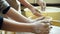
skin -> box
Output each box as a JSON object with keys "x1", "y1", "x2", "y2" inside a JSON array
[
  {"x1": 0, "y1": 0, "x2": 49, "y2": 34},
  {"x1": 1, "y1": 18, "x2": 49, "y2": 33},
  {"x1": 18, "y1": 0, "x2": 46, "y2": 16},
  {"x1": 2, "y1": 18, "x2": 35, "y2": 32},
  {"x1": 2, "y1": 7, "x2": 49, "y2": 34}
]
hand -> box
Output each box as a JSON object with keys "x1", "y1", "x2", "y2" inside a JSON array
[
  {"x1": 37, "y1": 0, "x2": 46, "y2": 11},
  {"x1": 29, "y1": 6, "x2": 43, "y2": 17},
  {"x1": 33, "y1": 16, "x2": 45, "y2": 21},
  {"x1": 26, "y1": 0, "x2": 46, "y2": 16},
  {"x1": 33, "y1": 20, "x2": 50, "y2": 34},
  {"x1": 32, "y1": 16, "x2": 52, "y2": 34},
  {"x1": 33, "y1": 16, "x2": 52, "y2": 23}
]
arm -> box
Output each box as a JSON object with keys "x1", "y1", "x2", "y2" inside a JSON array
[
  {"x1": 1, "y1": 17, "x2": 49, "y2": 34},
  {"x1": 5, "y1": 7, "x2": 33, "y2": 23},
  {"x1": 18, "y1": 0, "x2": 34, "y2": 9},
  {"x1": 1, "y1": 18, "x2": 35, "y2": 32},
  {"x1": 0, "y1": 0, "x2": 49, "y2": 34},
  {"x1": 0, "y1": 0, "x2": 44, "y2": 23},
  {"x1": 18, "y1": 0, "x2": 46, "y2": 16},
  {"x1": 0, "y1": 0, "x2": 33, "y2": 23},
  {"x1": 18, "y1": 0, "x2": 42, "y2": 16},
  {"x1": 5, "y1": 7, "x2": 45, "y2": 23}
]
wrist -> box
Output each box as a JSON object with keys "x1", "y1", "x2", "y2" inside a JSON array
[{"x1": 32, "y1": 23, "x2": 41, "y2": 33}]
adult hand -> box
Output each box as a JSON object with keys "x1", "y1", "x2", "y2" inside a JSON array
[
  {"x1": 33, "y1": 20, "x2": 50, "y2": 34},
  {"x1": 37, "y1": 0, "x2": 46, "y2": 11},
  {"x1": 30, "y1": 7, "x2": 43, "y2": 17},
  {"x1": 34, "y1": 16, "x2": 52, "y2": 23},
  {"x1": 30, "y1": 2, "x2": 46, "y2": 17}
]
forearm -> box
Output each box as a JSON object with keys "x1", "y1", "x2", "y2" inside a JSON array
[
  {"x1": 0, "y1": 0, "x2": 32, "y2": 23},
  {"x1": 2, "y1": 18, "x2": 35, "y2": 32},
  {"x1": 18, "y1": 0, "x2": 42, "y2": 16},
  {"x1": 18, "y1": 0, "x2": 34, "y2": 9},
  {"x1": 5, "y1": 7, "x2": 33, "y2": 23}
]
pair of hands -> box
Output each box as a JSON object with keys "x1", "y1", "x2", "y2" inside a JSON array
[
  {"x1": 29, "y1": 0, "x2": 50, "y2": 33},
  {"x1": 32, "y1": 16, "x2": 52, "y2": 34},
  {"x1": 30, "y1": 0, "x2": 46, "y2": 17},
  {"x1": 33, "y1": 20, "x2": 50, "y2": 34},
  {"x1": 34, "y1": 21, "x2": 50, "y2": 34}
]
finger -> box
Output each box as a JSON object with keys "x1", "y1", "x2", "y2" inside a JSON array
[{"x1": 41, "y1": 2, "x2": 46, "y2": 11}]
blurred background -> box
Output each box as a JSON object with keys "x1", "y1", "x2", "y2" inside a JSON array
[{"x1": 27, "y1": 0, "x2": 60, "y2": 4}]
